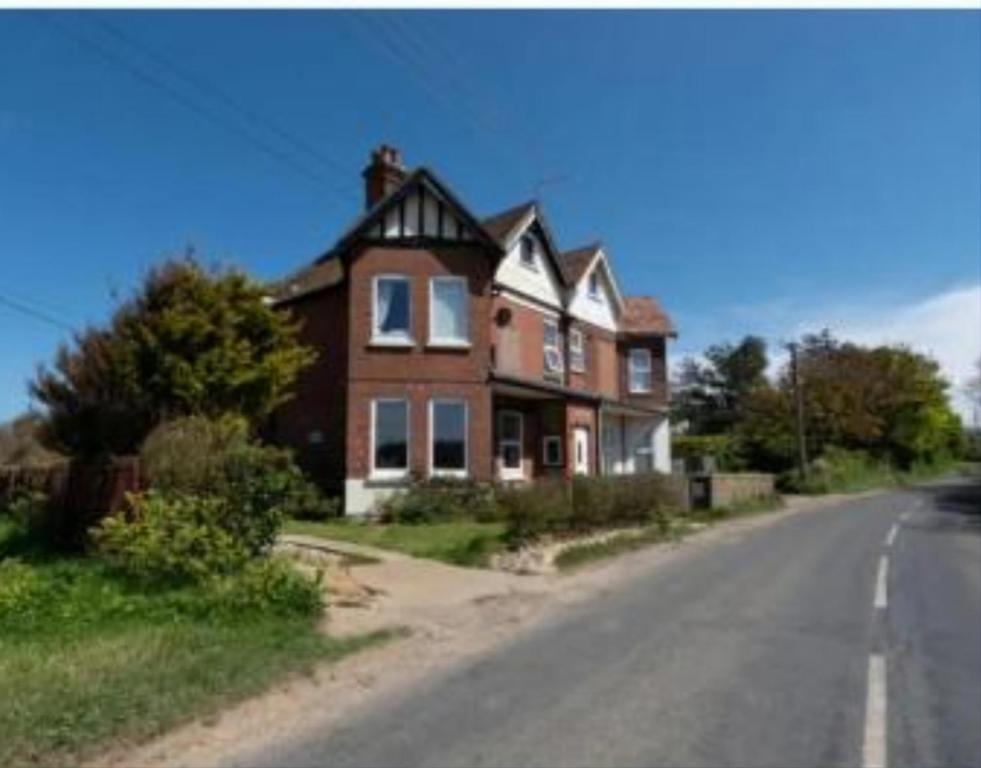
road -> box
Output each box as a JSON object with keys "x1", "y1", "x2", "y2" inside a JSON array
[{"x1": 235, "y1": 478, "x2": 981, "y2": 768}]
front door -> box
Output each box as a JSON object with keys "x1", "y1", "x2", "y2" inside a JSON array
[{"x1": 573, "y1": 427, "x2": 590, "y2": 475}]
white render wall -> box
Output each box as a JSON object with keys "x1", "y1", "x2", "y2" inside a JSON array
[
  {"x1": 494, "y1": 230, "x2": 564, "y2": 309},
  {"x1": 566, "y1": 253, "x2": 618, "y2": 332},
  {"x1": 345, "y1": 478, "x2": 405, "y2": 517}
]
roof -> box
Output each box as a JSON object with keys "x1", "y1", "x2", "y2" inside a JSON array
[
  {"x1": 482, "y1": 200, "x2": 570, "y2": 287},
  {"x1": 481, "y1": 201, "x2": 536, "y2": 246},
  {"x1": 269, "y1": 259, "x2": 344, "y2": 304},
  {"x1": 271, "y1": 166, "x2": 503, "y2": 304},
  {"x1": 621, "y1": 296, "x2": 675, "y2": 336},
  {"x1": 559, "y1": 243, "x2": 602, "y2": 285}
]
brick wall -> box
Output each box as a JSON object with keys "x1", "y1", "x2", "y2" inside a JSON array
[
  {"x1": 268, "y1": 287, "x2": 349, "y2": 495},
  {"x1": 346, "y1": 243, "x2": 496, "y2": 482},
  {"x1": 618, "y1": 335, "x2": 668, "y2": 409}
]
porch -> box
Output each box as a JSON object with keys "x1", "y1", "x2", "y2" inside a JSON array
[{"x1": 490, "y1": 375, "x2": 670, "y2": 483}]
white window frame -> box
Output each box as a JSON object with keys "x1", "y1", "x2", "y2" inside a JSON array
[
  {"x1": 542, "y1": 435, "x2": 563, "y2": 467},
  {"x1": 498, "y1": 410, "x2": 524, "y2": 480},
  {"x1": 569, "y1": 328, "x2": 585, "y2": 373},
  {"x1": 628, "y1": 348, "x2": 653, "y2": 394},
  {"x1": 543, "y1": 318, "x2": 564, "y2": 374},
  {"x1": 371, "y1": 274, "x2": 413, "y2": 346},
  {"x1": 429, "y1": 399, "x2": 468, "y2": 478},
  {"x1": 519, "y1": 235, "x2": 538, "y2": 271},
  {"x1": 428, "y1": 276, "x2": 470, "y2": 348},
  {"x1": 370, "y1": 398, "x2": 410, "y2": 480}
]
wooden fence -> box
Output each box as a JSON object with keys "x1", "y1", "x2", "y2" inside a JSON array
[{"x1": 0, "y1": 457, "x2": 142, "y2": 549}]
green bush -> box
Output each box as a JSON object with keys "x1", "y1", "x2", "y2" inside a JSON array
[
  {"x1": 571, "y1": 474, "x2": 679, "y2": 532},
  {"x1": 142, "y1": 415, "x2": 331, "y2": 553},
  {"x1": 779, "y1": 447, "x2": 896, "y2": 494},
  {"x1": 192, "y1": 557, "x2": 324, "y2": 618},
  {"x1": 93, "y1": 492, "x2": 249, "y2": 586},
  {"x1": 0, "y1": 559, "x2": 47, "y2": 620},
  {"x1": 500, "y1": 474, "x2": 683, "y2": 544},
  {"x1": 0, "y1": 488, "x2": 51, "y2": 556},
  {"x1": 379, "y1": 476, "x2": 498, "y2": 524},
  {"x1": 496, "y1": 479, "x2": 572, "y2": 544},
  {"x1": 672, "y1": 434, "x2": 745, "y2": 472}
]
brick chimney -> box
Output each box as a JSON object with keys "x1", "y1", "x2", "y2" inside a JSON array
[{"x1": 362, "y1": 144, "x2": 407, "y2": 210}]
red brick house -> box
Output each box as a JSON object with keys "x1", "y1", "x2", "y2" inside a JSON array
[{"x1": 270, "y1": 145, "x2": 675, "y2": 515}]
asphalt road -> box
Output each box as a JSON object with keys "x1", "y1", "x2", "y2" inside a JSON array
[{"x1": 237, "y1": 478, "x2": 981, "y2": 768}]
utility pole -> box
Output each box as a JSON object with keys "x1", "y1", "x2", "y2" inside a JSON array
[{"x1": 788, "y1": 341, "x2": 808, "y2": 482}]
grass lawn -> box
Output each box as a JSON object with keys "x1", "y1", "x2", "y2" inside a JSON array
[
  {"x1": 283, "y1": 519, "x2": 507, "y2": 567},
  {"x1": 0, "y1": 536, "x2": 391, "y2": 767}
]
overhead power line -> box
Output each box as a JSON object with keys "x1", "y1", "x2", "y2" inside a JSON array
[
  {"x1": 0, "y1": 292, "x2": 75, "y2": 332},
  {"x1": 34, "y1": 13, "x2": 354, "y2": 207},
  {"x1": 84, "y1": 14, "x2": 358, "y2": 181}
]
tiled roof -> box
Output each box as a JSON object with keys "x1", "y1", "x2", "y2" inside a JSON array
[
  {"x1": 269, "y1": 259, "x2": 343, "y2": 304},
  {"x1": 559, "y1": 243, "x2": 602, "y2": 285},
  {"x1": 622, "y1": 296, "x2": 675, "y2": 336},
  {"x1": 481, "y1": 201, "x2": 535, "y2": 246}
]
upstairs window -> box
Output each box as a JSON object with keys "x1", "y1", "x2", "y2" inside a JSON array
[
  {"x1": 372, "y1": 399, "x2": 409, "y2": 477},
  {"x1": 569, "y1": 328, "x2": 585, "y2": 372},
  {"x1": 431, "y1": 399, "x2": 467, "y2": 476},
  {"x1": 588, "y1": 270, "x2": 600, "y2": 299},
  {"x1": 429, "y1": 277, "x2": 469, "y2": 345},
  {"x1": 629, "y1": 348, "x2": 652, "y2": 393},
  {"x1": 373, "y1": 275, "x2": 412, "y2": 343},
  {"x1": 543, "y1": 318, "x2": 564, "y2": 374},
  {"x1": 519, "y1": 235, "x2": 537, "y2": 270}
]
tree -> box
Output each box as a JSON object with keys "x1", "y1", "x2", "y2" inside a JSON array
[
  {"x1": 737, "y1": 331, "x2": 962, "y2": 471},
  {"x1": 31, "y1": 256, "x2": 316, "y2": 457},
  {"x1": 0, "y1": 413, "x2": 63, "y2": 466},
  {"x1": 672, "y1": 335, "x2": 769, "y2": 434}
]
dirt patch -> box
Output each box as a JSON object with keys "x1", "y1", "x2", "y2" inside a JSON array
[{"x1": 92, "y1": 490, "x2": 881, "y2": 768}]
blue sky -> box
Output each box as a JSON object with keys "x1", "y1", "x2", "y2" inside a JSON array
[{"x1": 1, "y1": 10, "x2": 979, "y2": 421}]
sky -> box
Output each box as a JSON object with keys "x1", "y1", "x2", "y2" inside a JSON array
[{"x1": 1, "y1": 10, "x2": 979, "y2": 422}]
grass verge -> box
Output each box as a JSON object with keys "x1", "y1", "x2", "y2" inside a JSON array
[
  {"x1": 283, "y1": 519, "x2": 507, "y2": 567},
  {"x1": 555, "y1": 494, "x2": 785, "y2": 571},
  {"x1": 0, "y1": 552, "x2": 393, "y2": 768},
  {"x1": 553, "y1": 524, "x2": 679, "y2": 571}
]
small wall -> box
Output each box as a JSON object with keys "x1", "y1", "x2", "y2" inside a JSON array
[{"x1": 689, "y1": 472, "x2": 775, "y2": 510}]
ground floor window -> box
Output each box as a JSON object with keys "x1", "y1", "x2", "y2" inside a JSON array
[
  {"x1": 543, "y1": 435, "x2": 563, "y2": 466},
  {"x1": 372, "y1": 399, "x2": 409, "y2": 477},
  {"x1": 634, "y1": 424, "x2": 656, "y2": 473},
  {"x1": 431, "y1": 399, "x2": 467, "y2": 476},
  {"x1": 498, "y1": 410, "x2": 523, "y2": 478}
]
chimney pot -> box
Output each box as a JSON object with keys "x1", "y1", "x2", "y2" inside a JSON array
[{"x1": 363, "y1": 144, "x2": 407, "y2": 210}]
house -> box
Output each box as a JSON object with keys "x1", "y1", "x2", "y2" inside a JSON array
[{"x1": 269, "y1": 145, "x2": 675, "y2": 515}]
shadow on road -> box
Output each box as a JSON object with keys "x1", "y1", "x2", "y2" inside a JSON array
[{"x1": 911, "y1": 476, "x2": 981, "y2": 535}]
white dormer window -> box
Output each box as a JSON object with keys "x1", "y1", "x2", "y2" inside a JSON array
[
  {"x1": 588, "y1": 270, "x2": 600, "y2": 300},
  {"x1": 519, "y1": 235, "x2": 538, "y2": 270}
]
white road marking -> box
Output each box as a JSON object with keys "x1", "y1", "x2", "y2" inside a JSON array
[
  {"x1": 899, "y1": 510, "x2": 912, "y2": 523},
  {"x1": 874, "y1": 556, "x2": 889, "y2": 610},
  {"x1": 863, "y1": 654, "x2": 888, "y2": 768},
  {"x1": 884, "y1": 524, "x2": 898, "y2": 548}
]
